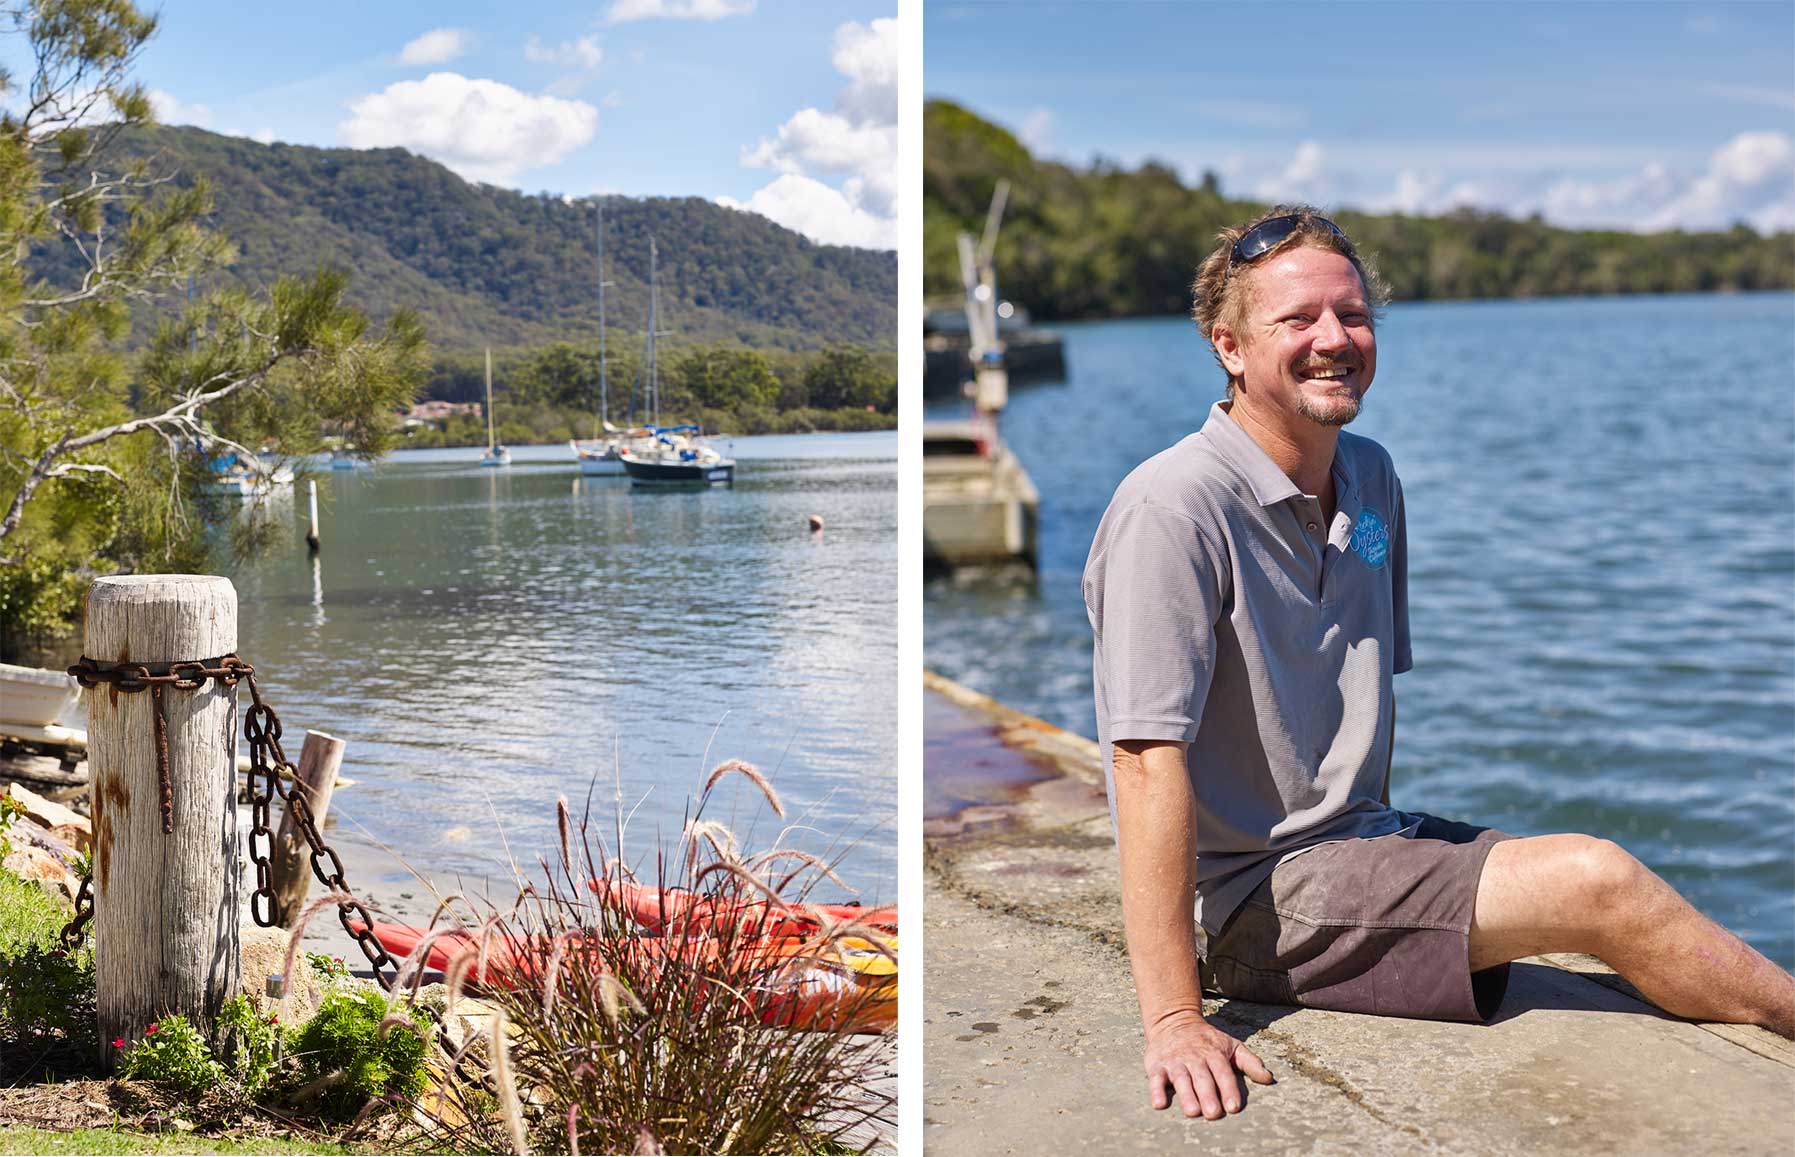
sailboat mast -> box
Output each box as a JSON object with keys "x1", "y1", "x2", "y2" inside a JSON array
[
  {"x1": 597, "y1": 200, "x2": 608, "y2": 429},
  {"x1": 648, "y1": 237, "x2": 659, "y2": 427},
  {"x1": 485, "y1": 346, "x2": 495, "y2": 451}
]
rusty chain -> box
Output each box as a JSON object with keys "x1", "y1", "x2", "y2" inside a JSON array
[{"x1": 59, "y1": 654, "x2": 398, "y2": 989}]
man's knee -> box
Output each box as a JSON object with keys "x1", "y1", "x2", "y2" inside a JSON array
[{"x1": 1555, "y1": 835, "x2": 1652, "y2": 919}]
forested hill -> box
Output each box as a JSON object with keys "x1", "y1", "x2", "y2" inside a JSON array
[
  {"x1": 73, "y1": 125, "x2": 896, "y2": 351},
  {"x1": 925, "y1": 100, "x2": 1794, "y2": 319}
]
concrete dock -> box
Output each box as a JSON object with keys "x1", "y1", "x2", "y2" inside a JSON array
[{"x1": 923, "y1": 672, "x2": 1795, "y2": 1154}]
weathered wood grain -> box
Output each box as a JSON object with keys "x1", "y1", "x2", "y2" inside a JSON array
[{"x1": 85, "y1": 574, "x2": 240, "y2": 1066}]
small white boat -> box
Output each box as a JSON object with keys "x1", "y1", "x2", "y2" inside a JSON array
[
  {"x1": 206, "y1": 455, "x2": 295, "y2": 498},
  {"x1": 571, "y1": 435, "x2": 626, "y2": 475},
  {"x1": 0, "y1": 662, "x2": 80, "y2": 730},
  {"x1": 480, "y1": 347, "x2": 509, "y2": 467},
  {"x1": 329, "y1": 449, "x2": 358, "y2": 471}
]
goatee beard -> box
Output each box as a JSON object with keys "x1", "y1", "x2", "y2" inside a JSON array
[{"x1": 1298, "y1": 392, "x2": 1362, "y2": 427}]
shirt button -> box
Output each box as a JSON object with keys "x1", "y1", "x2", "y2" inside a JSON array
[{"x1": 1305, "y1": 521, "x2": 1319, "y2": 532}]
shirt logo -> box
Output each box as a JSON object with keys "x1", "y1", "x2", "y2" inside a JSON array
[{"x1": 1351, "y1": 506, "x2": 1390, "y2": 570}]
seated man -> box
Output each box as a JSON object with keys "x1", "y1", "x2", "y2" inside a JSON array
[{"x1": 1082, "y1": 205, "x2": 1795, "y2": 1122}]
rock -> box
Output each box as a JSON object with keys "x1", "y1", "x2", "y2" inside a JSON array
[
  {"x1": 7, "y1": 782, "x2": 90, "y2": 835},
  {"x1": 239, "y1": 922, "x2": 326, "y2": 1026},
  {"x1": 10, "y1": 815, "x2": 79, "y2": 867},
  {"x1": 47, "y1": 822, "x2": 90, "y2": 855},
  {"x1": 3, "y1": 844, "x2": 77, "y2": 906}
]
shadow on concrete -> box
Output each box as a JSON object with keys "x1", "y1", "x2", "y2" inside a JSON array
[{"x1": 1484, "y1": 960, "x2": 1671, "y2": 1027}]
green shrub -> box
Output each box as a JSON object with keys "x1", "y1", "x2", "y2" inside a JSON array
[
  {"x1": 0, "y1": 795, "x2": 25, "y2": 856},
  {"x1": 117, "y1": 1015, "x2": 224, "y2": 1096},
  {"x1": 287, "y1": 988, "x2": 429, "y2": 1117},
  {"x1": 218, "y1": 995, "x2": 280, "y2": 1094},
  {"x1": 0, "y1": 942, "x2": 96, "y2": 1044}
]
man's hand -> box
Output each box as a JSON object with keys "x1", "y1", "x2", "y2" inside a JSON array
[{"x1": 1143, "y1": 1009, "x2": 1274, "y2": 1119}]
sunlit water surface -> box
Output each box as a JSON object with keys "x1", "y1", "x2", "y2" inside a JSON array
[{"x1": 225, "y1": 432, "x2": 896, "y2": 907}]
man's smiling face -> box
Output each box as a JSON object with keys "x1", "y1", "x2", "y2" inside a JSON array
[{"x1": 1217, "y1": 245, "x2": 1377, "y2": 428}]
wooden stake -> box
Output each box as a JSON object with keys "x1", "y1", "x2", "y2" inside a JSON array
[
  {"x1": 269, "y1": 729, "x2": 345, "y2": 927},
  {"x1": 84, "y1": 574, "x2": 239, "y2": 1066}
]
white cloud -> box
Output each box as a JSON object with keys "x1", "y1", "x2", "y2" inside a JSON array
[
  {"x1": 251, "y1": 126, "x2": 276, "y2": 145},
  {"x1": 399, "y1": 28, "x2": 471, "y2": 66},
  {"x1": 731, "y1": 18, "x2": 896, "y2": 249},
  {"x1": 743, "y1": 108, "x2": 895, "y2": 176},
  {"x1": 1363, "y1": 131, "x2": 1795, "y2": 234},
  {"x1": 1256, "y1": 140, "x2": 1331, "y2": 203},
  {"x1": 148, "y1": 88, "x2": 212, "y2": 128},
  {"x1": 340, "y1": 73, "x2": 598, "y2": 185},
  {"x1": 1018, "y1": 108, "x2": 1054, "y2": 154},
  {"x1": 830, "y1": 17, "x2": 897, "y2": 125},
  {"x1": 718, "y1": 173, "x2": 892, "y2": 249},
  {"x1": 606, "y1": 0, "x2": 754, "y2": 24},
  {"x1": 525, "y1": 34, "x2": 603, "y2": 70},
  {"x1": 1646, "y1": 130, "x2": 1795, "y2": 231}
]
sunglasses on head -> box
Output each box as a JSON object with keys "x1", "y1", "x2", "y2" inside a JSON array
[{"x1": 1228, "y1": 213, "x2": 1347, "y2": 270}]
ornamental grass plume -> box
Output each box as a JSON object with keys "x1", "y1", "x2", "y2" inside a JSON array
[{"x1": 406, "y1": 760, "x2": 895, "y2": 1155}]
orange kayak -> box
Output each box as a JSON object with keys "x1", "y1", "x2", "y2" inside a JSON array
[
  {"x1": 352, "y1": 919, "x2": 896, "y2": 1033},
  {"x1": 595, "y1": 880, "x2": 898, "y2": 940}
]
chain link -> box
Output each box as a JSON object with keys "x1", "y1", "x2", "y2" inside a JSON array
[{"x1": 58, "y1": 654, "x2": 398, "y2": 989}]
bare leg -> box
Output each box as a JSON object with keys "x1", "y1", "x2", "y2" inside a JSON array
[{"x1": 1470, "y1": 834, "x2": 1795, "y2": 1038}]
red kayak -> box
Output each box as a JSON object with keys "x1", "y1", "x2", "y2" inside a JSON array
[
  {"x1": 352, "y1": 919, "x2": 897, "y2": 1033},
  {"x1": 595, "y1": 880, "x2": 898, "y2": 940}
]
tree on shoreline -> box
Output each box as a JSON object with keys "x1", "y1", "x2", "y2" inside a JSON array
[{"x1": 0, "y1": 0, "x2": 426, "y2": 654}]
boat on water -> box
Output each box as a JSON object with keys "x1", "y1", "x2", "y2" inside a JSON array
[
  {"x1": 615, "y1": 237, "x2": 735, "y2": 487},
  {"x1": 620, "y1": 424, "x2": 735, "y2": 486},
  {"x1": 571, "y1": 201, "x2": 627, "y2": 476},
  {"x1": 204, "y1": 449, "x2": 295, "y2": 498},
  {"x1": 479, "y1": 347, "x2": 510, "y2": 467}
]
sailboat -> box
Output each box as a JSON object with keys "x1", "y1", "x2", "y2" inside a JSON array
[
  {"x1": 571, "y1": 201, "x2": 627, "y2": 476},
  {"x1": 479, "y1": 347, "x2": 510, "y2": 467},
  {"x1": 618, "y1": 237, "x2": 735, "y2": 487}
]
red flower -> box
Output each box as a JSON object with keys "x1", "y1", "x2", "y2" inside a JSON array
[
  {"x1": 145, "y1": 1023, "x2": 159, "y2": 1034},
  {"x1": 111, "y1": 1037, "x2": 125, "y2": 1049},
  {"x1": 269, "y1": 1013, "x2": 280, "y2": 1024}
]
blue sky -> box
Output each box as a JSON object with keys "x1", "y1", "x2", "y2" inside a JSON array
[
  {"x1": 19, "y1": 0, "x2": 896, "y2": 248},
  {"x1": 927, "y1": 1, "x2": 1795, "y2": 233}
]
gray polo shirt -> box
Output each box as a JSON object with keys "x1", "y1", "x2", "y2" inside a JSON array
[{"x1": 1084, "y1": 401, "x2": 1413, "y2": 938}]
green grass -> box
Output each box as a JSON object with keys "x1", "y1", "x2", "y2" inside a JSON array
[
  {"x1": 0, "y1": 1127, "x2": 375, "y2": 1155},
  {"x1": 0, "y1": 869, "x2": 67, "y2": 954}
]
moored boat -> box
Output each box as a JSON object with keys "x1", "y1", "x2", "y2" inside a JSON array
[
  {"x1": 479, "y1": 347, "x2": 509, "y2": 467},
  {"x1": 620, "y1": 425, "x2": 735, "y2": 486}
]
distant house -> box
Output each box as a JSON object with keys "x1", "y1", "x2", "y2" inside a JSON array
[{"x1": 402, "y1": 400, "x2": 483, "y2": 427}]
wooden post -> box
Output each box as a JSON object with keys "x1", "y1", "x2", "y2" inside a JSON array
[
  {"x1": 85, "y1": 574, "x2": 239, "y2": 1067},
  {"x1": 269, "y1": 729, "x2": 345, "y2": 927}
]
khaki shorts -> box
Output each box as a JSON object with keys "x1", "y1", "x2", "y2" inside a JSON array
[{"x1": 1201, "y1": 813, "x2": 1515, "y2": 1023}]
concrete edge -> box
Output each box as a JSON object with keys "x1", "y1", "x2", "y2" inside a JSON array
[{"x1": 923, "y1": 670, "x2": 1795, "y2": 1071}]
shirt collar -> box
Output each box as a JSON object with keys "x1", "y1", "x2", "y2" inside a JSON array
[{"x1": 1199, "y1": 402, "x2": 1362, "y2": 508}]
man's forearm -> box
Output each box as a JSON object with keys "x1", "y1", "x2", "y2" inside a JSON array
[{"x1": 1113, "y1": 739, "x2": 1205, "y2": 1030}]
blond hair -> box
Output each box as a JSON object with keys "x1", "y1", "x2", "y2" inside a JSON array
[{"x1": 1190, "y1": 205, "x2": 1389, "y2": 399}]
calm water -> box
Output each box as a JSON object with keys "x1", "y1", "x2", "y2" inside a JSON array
[
  {"x1": 926, "y1": 293, "x2": 1795, "y2": 970},
  {"x1": 224, "y1": 432, "x2": 896, "y2": 905}
]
